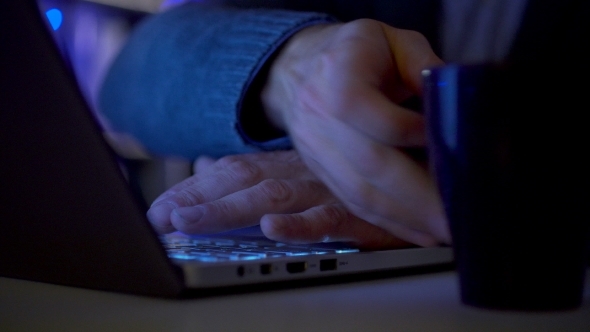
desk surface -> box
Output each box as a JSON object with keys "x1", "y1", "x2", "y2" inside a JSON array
[{"x1": 2, "y1": 270, "x2": 590, "y2": 332}]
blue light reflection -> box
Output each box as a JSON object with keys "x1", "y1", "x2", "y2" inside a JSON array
[{"x1": 45, "y1": 8, "x2": 63, "y2": 31}]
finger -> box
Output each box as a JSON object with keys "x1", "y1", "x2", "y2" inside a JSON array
[
  {"x1": 344, "y1": 25, "x2": 445, "y2": 146},
  {"x1": 169, "y1": 179, "x2": 336, "y2": 234},
  {"x1": 150, "y1": 173, "x2": 203, "y2": 207},
  {"x1": 296, "y1": 39, "x2": 428, "y2": 147},
  {"x1": 154, "y1": 155, "x2": 254, "y2": 205},
  {"x1": 152, "y1": 156, "x2": 222, "y2": 206},
  {"x1": 147, "y1": 158, "x2": 265, "y2": 230},
  {"x1": 309, "y1": 22, "x2": 441, "y2": 146},
  {"x1": 260, "y1": 204, "x2": 413, "y2": 250},
  {"x1": 153, "y1": 154, "x2": 231, "y2": 209},
  {"x1": 301, "y1": 153, "x2": 440, "y2": 246},
  {"x1": 152, "y1": 151, "x2": 306, "y2": 208},
  {"x1": 193, "y1": 155, "x2": 216, "y2": 174},
  {"x1": 380, "y1": 25, "x2": 445, "y2": 94},
  {"x1": 336, "y1": 122, "x2": 450, "y2": 243},
  {"x1": 329, "y1": 84, "x2": 428, "y2": 147},
  {"x1": 147, "y1": 202, "x2": 177, "y2": 234},
  {"x1": 337, "y1": 203, "x2": 441, "y2": 247},
  {"x1": 153, "y1": 151, "x2": 301, "y2": 206},
  {"x1": 194, "y1": 150, "x2": 302, "y2": 177},
  {"x1": 148, "y1": 151, "x2": 311, "y2": 232},
  {"x1": 293, "y1": 119, "x2": 449, "y2": 244}
]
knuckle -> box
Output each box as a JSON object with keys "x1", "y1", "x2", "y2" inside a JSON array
[
  {"x1": 257, "y1": 179, "x2": 294, "y2": 207},
  {"x1": 317, "y1": 205, "x2": 349, "y2": 228},
  {"x1": 342, "y1": 18, "x2": 381, "y2": 35},
  {"x1": 222, "y1": 159, "x2": 262, "y2": 185},
  {"x1": 173, "y1": 188, "x2": 206, "y2": 206},
  {"x1": 202, "y1": 201, "x2": 231, "y2": 218},
  {"x1": 215, "y1": 155, "x2": 241, "y2": 169}
]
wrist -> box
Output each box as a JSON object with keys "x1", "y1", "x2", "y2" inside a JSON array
[{"x1": 261, "y1": 23, "x2": 340, "y2": 131}]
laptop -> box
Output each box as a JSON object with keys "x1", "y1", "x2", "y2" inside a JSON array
[{"x1": 0, "y1": 0, "x2": 453, "y2": 297}]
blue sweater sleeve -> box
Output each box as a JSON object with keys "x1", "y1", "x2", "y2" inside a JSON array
[{"x1": 99, "y1": 4, "x2": 335, "y2": 160}]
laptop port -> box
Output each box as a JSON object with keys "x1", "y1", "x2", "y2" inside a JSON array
[
  {"x1": 260, "y1": 263, "x2": 272, "y2": 275},
  {"x1": 237, "y1": 266, "x2": 245, "y2": 277},
  {"x1": 286, "y1": 262, "x2": 306, "y2": 274},
  {"x1": 319, "y1": 259, "x2": 337, "y2": 271}
]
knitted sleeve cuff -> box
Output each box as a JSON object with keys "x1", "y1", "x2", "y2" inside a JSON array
[{"x1": 99, "y1": 4, "x2": 336, "y2": 159}]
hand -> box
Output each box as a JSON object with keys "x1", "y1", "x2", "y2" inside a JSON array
[
  {"x1": 147, "y1": 150, "x2": 412, "y2": 249},
  {"x1": 261, "y1": 20, "x2": 451, "y2": 246}
]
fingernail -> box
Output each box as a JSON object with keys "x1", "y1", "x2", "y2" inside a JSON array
[
  {"x1": 151, "y1": 192, "x2": 174, "y2": 206},
  {"x1": 172, "y1": 206, "x2": 204, "y2": 225},
  {"x1": 146, "y1": 201, "x2": 176, "y2": 224}
]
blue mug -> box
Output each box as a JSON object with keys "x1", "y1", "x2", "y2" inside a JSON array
[{"x1": 423, "y1": 63, "x2": 589, "y2": 310}]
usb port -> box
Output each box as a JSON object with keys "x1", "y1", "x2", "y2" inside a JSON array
[
  {"x1": 286, "y1": 262, "x2": 306, "y2": 274},
  {"x1": 320, "y1": 259, "x2": 337, "y2": 271}
]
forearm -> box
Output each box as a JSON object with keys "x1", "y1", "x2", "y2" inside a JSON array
[{"x1": 99, "y1": 3, "x2": 334, "y2": 160}]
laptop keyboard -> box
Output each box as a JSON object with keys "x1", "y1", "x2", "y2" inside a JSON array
[{"x1": 160, "y1": 234, "x2": 360, "y2": 263}]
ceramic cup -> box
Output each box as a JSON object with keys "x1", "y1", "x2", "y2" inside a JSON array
[{"x1": 423, "y1": 63, "x2": 589, "y2": 310}]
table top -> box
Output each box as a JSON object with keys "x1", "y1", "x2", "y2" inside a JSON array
[{"x1": 2, "y1": 269, "x2": 590, "y2": 332}]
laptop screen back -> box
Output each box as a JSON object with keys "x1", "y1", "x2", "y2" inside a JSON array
[{"x1": 0, "y1": 0, "x2": 184, "y2": 297}]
